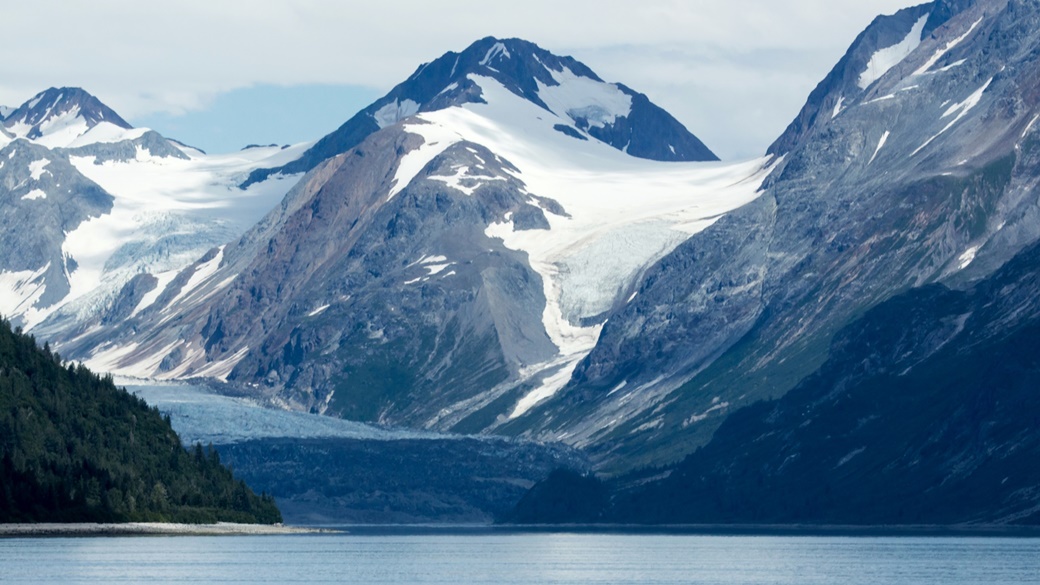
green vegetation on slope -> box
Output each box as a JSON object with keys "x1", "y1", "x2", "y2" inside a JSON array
[{"x1": 0, "y1": 318, "x2": 281, "y2": 524}]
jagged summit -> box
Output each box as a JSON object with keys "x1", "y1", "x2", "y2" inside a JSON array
[
  {"x1": 3, "y1": 87, "x2": 133, "y2": 148},
  {"x1": 244, "y1": 36, "x2": 716, "y2": 185},
  {"x1": 767, "y1": 0, "x2": 985, "y2": 155}
]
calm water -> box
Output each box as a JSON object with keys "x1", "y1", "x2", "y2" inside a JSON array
[{"x1": 2, "y1": 532, "x2": 1039, "y2": 584}]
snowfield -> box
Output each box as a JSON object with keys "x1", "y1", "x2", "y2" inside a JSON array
[
  {"x1": 395, "y1": 74, "x2": 776, "y2": 417},
  {"x1": 19, "y1": 143, "x2": 305, "y2": 331}
]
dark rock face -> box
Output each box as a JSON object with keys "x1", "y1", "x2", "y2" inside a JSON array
[
  {"x1": 2, "y1": 87, "x2": 132, "y2": 137},
  {"x1": 0, "y1": 139, "x2": 113, "y2": 317},
  {"x1": 768, "y1": 2, "x2": 952, "y2": 156},
  {"x1": 607, "y1": 239, "x2": 1040, "y2": 525},
  {"x1": 244, "y1": 37, "x2": 716, "y2": 186},
  {"x1": 218, "y1": 436, "x2": 588, "y2": 524},
  {"x1": 102, "y1": 273, "x2": 158, "y2": 325},
  {"x1": 62, "y1": 130, "x2": 189, "y2": 162}
]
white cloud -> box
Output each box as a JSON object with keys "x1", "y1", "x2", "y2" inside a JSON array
[{"x1": 0, "y1": 0, "x2": 917, "y2": 159}]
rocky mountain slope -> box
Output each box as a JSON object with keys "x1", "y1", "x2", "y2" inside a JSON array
[
  {"x1": 61, "y1": 39, "x2": 751, "y2": 435},
  {"x1": 515, "y1": 0, "x2": 1040, "y2": 472},
  {"x1": 581, "y1": 237, "x2": 1040, "y2": 525},
  {"x1": 20, "y1": 0, "x2": 1040, "y2": 499},
  {"x1": 0, "y1": 88, "x2": 305, "y2": 335}
]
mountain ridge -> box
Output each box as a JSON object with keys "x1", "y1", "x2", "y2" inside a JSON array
[{"x1": 243, "y1": 36, "x2": 717, "y2": 187}]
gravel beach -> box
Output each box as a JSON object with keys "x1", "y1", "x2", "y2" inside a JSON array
[{"x1": 0, "y1": 522, "x2": 335, "y2": 537}]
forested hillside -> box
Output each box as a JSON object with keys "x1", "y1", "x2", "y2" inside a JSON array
[{"x1": 0, "y1": 318, "x2": 281, "y2": 523}]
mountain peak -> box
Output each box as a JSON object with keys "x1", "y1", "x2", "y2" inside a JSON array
[
  {"x1": 406, "y1": 36, "x2": 605, "y2": 105},
  {"x1": 385, "y1": 37, "x2": 719, "y2": 161},
  {"x1": 3, "y1": 87, "x2": 133, "y2": 148},
  {"x1": 245, "y1": 36, "x2": 717, "y2": 185}
]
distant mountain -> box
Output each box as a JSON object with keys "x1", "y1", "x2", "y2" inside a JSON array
[
  {"x1": 0, "y1": 318, "x2": 281, "y2": 523},
  {"x1": 3, "y1": 87, "x2": 133, "y2": 149},
  {"x1": 0, "y1": 87, "x2": 306, "y2": 337},
  {"x1": 243, "y1": 37, "x2": 716, "y2": 186}
]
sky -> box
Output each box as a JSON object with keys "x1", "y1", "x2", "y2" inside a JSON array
[{"x1": 1, "y1": 0, "x2": 919, "y2": 159}]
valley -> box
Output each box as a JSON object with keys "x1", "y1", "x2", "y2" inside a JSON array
[{"x1": 3, "y1": 0, "x2": 1040, "y2": 527}]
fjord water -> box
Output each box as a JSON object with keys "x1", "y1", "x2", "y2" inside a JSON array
[{"x1": 3, "y1": 533, "x2": 1039, "y2": 584}]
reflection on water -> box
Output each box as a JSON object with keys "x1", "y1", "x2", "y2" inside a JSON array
[{"x1": 2, "y1": 533, "x2": 1040, "y2": 584}]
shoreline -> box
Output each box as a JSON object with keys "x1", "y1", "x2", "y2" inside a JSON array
[
  {"x1": 4, "y1": 522, "x2": 1038, "y2": 538},
  {"x1": 323, "y1": 523, "x2": 1040, "y2": 538},
  {"x1": 0, "y1": 522, "x2": 338, "y2": 538}
]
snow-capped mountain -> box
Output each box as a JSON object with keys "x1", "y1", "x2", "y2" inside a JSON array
[
  {"x1": 31, "y1": 0, "x2": 1040, "y2": 485},
  {"x1": 511, "y1": 0, "x2": 1040, "y2": 472},
  {"x1": 60, "y1": 38, "x2": 754, "y2": 429},
  {"x1": 0, "y1": 88, "x2": 307, "y2": 334},
  {"x1": 2, "y1": 87, "x2": 136, "y2": 149},
  {"x1": 244, "y1": 37, "x2": 716, "y2": 187}
]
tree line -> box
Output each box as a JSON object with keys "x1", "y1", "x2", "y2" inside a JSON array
[{"x1": 0, "y1": 317, "x2": 281, "y2": 524}]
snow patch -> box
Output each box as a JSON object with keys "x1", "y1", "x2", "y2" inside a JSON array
[
  {"x1": 1022, "y1": 114, "x2": 1039, "y2": 139},
  {"x1": 832, "y1": 96, "x2": 845, "y2": 119},
  {"x1": 21, "y1": 188, "x2": 46, "y2": 201},
  {"x1": 868, "y1": 130, "x2": 890, "y2": 165},
  {"x1": 387, "y1": 123, "x2": 462, "y2": 200},
  {"x1": 684, "y1": 400, "x2": 730, "y2": 426},
  {"x1": 307, "y1": 304, "x2": 331, "y2": 317},
  {"x1": 28, "y1": 158, "x2": 50, "y2": 180},
  {"x1": 510, "y1": 357, "x2": 583, "y2": 419},
  {"x1": 131, "y1": 269, "x2": 179, "y2": 317},
  {"x1": 912, "y1": 77, "x2": 992, "y2": 156},
  {"x1": 958, "y1": 246, "x2": 979, "y2": 270},
  {"x1": 165, "y1": 246, "x2": 225, "y2": 309},
  {"x1": 858, "y1": 14, "x2": 929, "y2": 90},
  {"x1": 914, "y1": 17, "x2": 983, "y2": 75},
  {"x1": 0, "y1": 263, "x2": 50, "y2": 327},
  {"x1": 194, "y1": 346, "x2": 250, "y2": 382},
  {"x1": 429, "y1": 163, "x2": 507, "y2": 196},
  {"x1": 935, "y1": 59, "x2": 967, "y2": 73},
  {"x1": 33, "y1": 142, "x2": 308, "y2": 329},
  {"x1": 480, "y1": 42, "x2": 512, "y2": 66},
  {"x1": 373, "y1": 99, "x2": 420, "y2": 129},
  {"x1": 536, "y1": 66, "x2": 632, "y2": 129}
]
